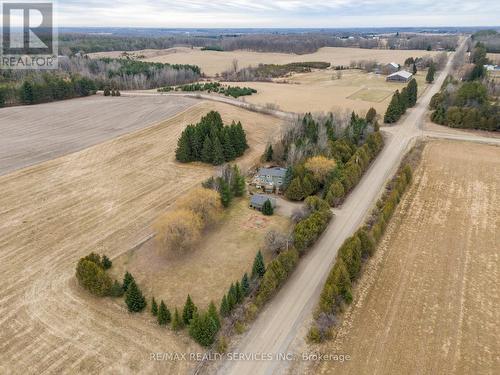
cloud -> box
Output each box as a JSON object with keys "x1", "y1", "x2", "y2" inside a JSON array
[{"x1": 56, "y1": 0, "x2": 500, "y2": 27}]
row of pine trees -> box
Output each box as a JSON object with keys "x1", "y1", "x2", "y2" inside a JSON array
[
  {"x1": 384, "y1": 78, "x2": 418, "y2": 123},
  {"x1": 114, "y1": 251, "x2": 267, "y2": 348},
  {"x1": 176, "y1": 111, "x2": 249, "y2": 165}
]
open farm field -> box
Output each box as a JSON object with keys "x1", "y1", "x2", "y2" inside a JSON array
[
  {"x1": 0, "y1": 95, "x2": 196, "y2": 176},
  {"x1": 89, "y1": 46, "x2": 439, "y2": 76},
  {"x1": 0, "y1": 101, "x2": 282, "y2": 374},
  {"x1": 229, "y1": 69, "x2": 429, "y2": 114},
  {"x1": 110, "y1": 198, "x2": 292, "y2": 311},
  {"x1": 311, "y1": 140, "x2": 500, "y2": 375}
]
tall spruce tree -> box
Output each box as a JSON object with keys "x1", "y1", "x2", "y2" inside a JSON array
[
  {"x1": 262, "y1": 199, "x2": 274, "y2": 216},
  {"x1": 172, "y1": 307, "x2": 184, "y2": 331},
  {"x1": 158, "y1": 301, "x2": 171, "y2": 326},
  {"x1": 212, "y1": 136, "x2": 225, "y2": 166},
  {"x1": 176, "y1": 132, "x2": 192, "y2": 163},
  {"x1": 412, "y1": 63, "x2": 417, "y2": 75},
  {"x1": 222, "y1": 130, "x2": 236, "y2": 161},
  {"x1": 231, "y1": 165, "x2": 246, "y2": 197},
  {"x1": 235, "y1": 281, "x2": 243, "y2": 304},
  {"x1": 252, "y1": 251, "x2": 266, "y2": 279},
  {"x1": 201, "y1": 136, "x2": 213, "y2": 164},
  {"x1": 220, "y1": 294, "x2": 230, "y2": 317},
  {"x1": 219, "y1": 178, "x2": 233, "y2": 208},
  {"x1": 407, "y1": 78, "x2": 418, "y2": 107},
  {"x1": 241, "y1": 273, "x2": 250, "y2": 296},
  {"x1": 182, "y1": 295, "x2": 197, "y2": 325},
  {"x1": 122, "y1": 271, "x2": 134, "y2": 292},
  {"x1": 426, "y1": 64, "x2": 436, "y2": 83},
  {"x1": 208, "y1": 301, "x2": 221, "y2": 330},
  {"x1": 125, "y1": 280, "x2": 147, "y2": 313}
]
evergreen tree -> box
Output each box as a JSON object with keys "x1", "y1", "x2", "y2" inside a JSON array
[
  {"x1": 101, "y1": 255, "x2": 112, "y2": 270},
  {"x1": 151, "y1": 297, "x2": 158, "y2": 316},
  {"x1": 262, "y1": 199, "x2": 274, "y2": 216},
  {"x1": 365, "y1": 107, "x2": 377, "y2": 124},
  {"x1": 282, "y1": 167, "x2": 293, "y2": 190},
  {"x1": 235, "y1": 281, "x2": 243, "y2": 304},
  {"x1": 122, "y1": 271, "x2": 134, "y2": 292},
  {"x1": 182, "y1": 295, "x2": 197, "y2": 325},
  {"x1": 125, "y1": 280, "x2": 147, "y2": 313},
  {"x1": 426, "y1": 64, "x2": 436, "y2": 83},
  {"x1": 227, "y1": 288, "x2": 236, "y2": 312},
  {"x1": 252, "y1": 251, "x2": 266, "y2": 279},
  {"x1": 208, "y1": 301, "x2": 221, "y2": 329},
  {"x1": 412, "y1": 62, "x2": 417, "y2": 75},
  {"x1": 212, "y1": 136, "x2": 225, "y2": 166},
  {"x1": 172, "y1": 307, "x2": 184, "y2": 331},
  {"x1": 399, "y1": 87, "x2": 409, "y2": 112},
  {"x1": 241, "y1": 273, "x2": 250, "y2": 296},
  {"x1": 264, "y1": 144, "x2": 274, "y2": 162},
  {"x1": 407, "y1": 78, "x2": 418, "y2": 107},
  {"x1": 235, "y1": 121, "x2": 248, "y2": 155},
  {"x1": 158, "y1": 300, "x2": 171, "y2": 326},
  {"x1": 220, "y1": 294, "x2": 230, "y2": 317},
  {"x1": 189, "y1": 311, "x2": 219, "y2": 347},
  {"x1": 219, "y1": 178, "x2": 233, "y2": 208},
  {"x1": 201, "y1": 136, "x2": 213, "y2": 164},
  {"x1": 231, "y1": 165, "x2": 246, "y2": 197},
  {"x1": 176, "y1": 132, "x2": 192, "y2": 163},
  {"x1": 222, "y1": 130, "x2": 236, "y2": 162},
  {"x1": 384, "y1": 90, "x2": 402, "y2": 123}
]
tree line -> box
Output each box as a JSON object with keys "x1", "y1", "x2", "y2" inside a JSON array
[
  {"x1": 0, "y1": 73, "x2": 96, "y2": 107},
  {"x1": 221, "y1": 61, "x2": 330, "y2": 82},
  {"x1": 176, "y1": 111, "x2": 249, "y2": 165},
  {"x1": 384, "y1": 78, "x2": 418, "y2": 123},
  {"x1": 158, "y1": 82, "x2": 257, "y2": 98},
  {"x1": 310, "y1": 162, "x2": 414, "y2": 342}
]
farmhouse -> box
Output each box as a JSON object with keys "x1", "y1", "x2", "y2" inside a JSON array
[
  {"x1": 250, "y1": 194, "x2": 277, "y2": 211},
  {"x1": 386, "y1": 70, "x2": 413, "y2": 83},
  {"x1": 253, "y1": 167, "x2": 287, "y2": 192}
]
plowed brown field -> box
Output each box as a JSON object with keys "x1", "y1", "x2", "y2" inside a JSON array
[
  {"x1": 0, "y1": 100, "x2": 282, "y2": 374},
  {"x1": 312, "y1": 140, "x2": 500, "y2": 375}
]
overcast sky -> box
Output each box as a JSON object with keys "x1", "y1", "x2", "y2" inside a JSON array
[{"x1": 56, "y1": 0, "x2": 500, "y2": 28}]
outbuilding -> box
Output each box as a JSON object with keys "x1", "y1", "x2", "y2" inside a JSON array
[
  {"x1": 386, "y1": 70, "x2": 413, "y2": 83},
  {"x1": 249, "y1": 194, "x2": 277, "y2": 211}
]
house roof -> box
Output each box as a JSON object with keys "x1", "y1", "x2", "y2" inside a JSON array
[
  {"x1": 250, "y1": 194, "x2": 276, "y2": 207},
  {"x1": 258, "y1": 167, "x2": 287, "y2": 179},
  {"x1": 388, "y1": 62, "x2": 399, "y2": 68},
  {"x1": 387, "y1": 70, "x2": 413, "y2": 79}
]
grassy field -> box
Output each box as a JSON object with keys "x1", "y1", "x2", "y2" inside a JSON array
[
  {"x1": 109, "y1": 198, "x2": 292, "y2": 310},
  {"x1": 89, "y1": 46, "x2": 439, "y2": 76},
  {"x1": 0, "y1": 100, "x2": 282, "y2": 374},
  {"x1": 230, "y1": 69, "x2": 429, "y2": 114},
  {"x1": 309, "y1": 140, "x2": 500, "y2": 375}
]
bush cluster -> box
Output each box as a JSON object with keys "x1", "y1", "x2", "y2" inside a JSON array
[
  {"x1": 176, "y1": 111, "x2": 248, "y2": 165},
  {"x1": 75, "y1": 253, "x2": 114, "y2": 296},
  {"x1": 293, "y1": 197, "x2": 332, "y2": 253}
]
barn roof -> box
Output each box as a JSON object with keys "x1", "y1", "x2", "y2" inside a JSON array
[
  {"x1": 250, "y1": 194, "x2": 276, "y2": 207},
  {"x1": 387, "y1": 70, "x2": 413, "y2": 79}
]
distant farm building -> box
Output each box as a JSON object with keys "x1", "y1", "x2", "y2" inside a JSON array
[
  {"x1": 386, "y1": 70, "x2": 413, "y2": 83},
  {"x1": 250, "y1": 194, "x2": 277, "y2": 211},
  {"x1": 385, "y1": 62, "x2": 400, "y2": 74},
  {"x1": 252, "y1": 167, "x2": 287, "y2": 193}
]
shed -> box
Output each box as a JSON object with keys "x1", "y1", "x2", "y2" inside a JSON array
[
  {"x1": 250, "y1": 194, "x2": 277, "y2": 211},
  {"x1": 386, "y1": 70, "x2": 413, "y2": 83}
]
